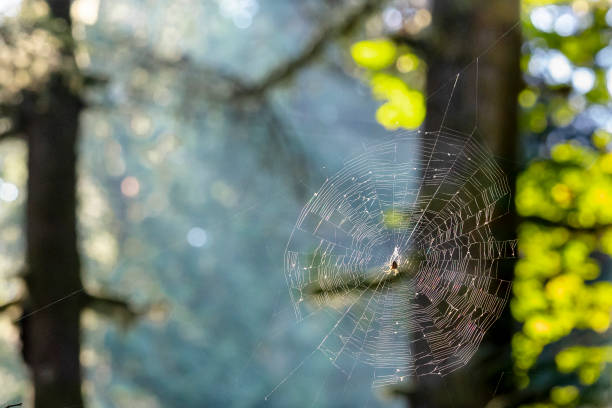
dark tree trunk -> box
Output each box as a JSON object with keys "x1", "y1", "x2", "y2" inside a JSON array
[
  {"x1": 425, "y1": 0, "x2": 520, "y2": 161},
  {"x1": 21, "y1": 0, "x2": 85, "y2": 406},
  {"x1": 398, "y1": 0, "x2": 520, "y2": 407}
]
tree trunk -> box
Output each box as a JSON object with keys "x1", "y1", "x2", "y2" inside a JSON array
[
  {"x1": 425, "y1": 0, "x2": 520, "y2": 161},
  {"x1": 399, "y1": 0, "x2": 520, "y2": 407},
  {"x1": 21, "y1": 0, "x2": 85, "y2": 406}
]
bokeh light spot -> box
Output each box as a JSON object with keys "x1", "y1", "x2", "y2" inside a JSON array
[
  {"x1": 121, "y1": 176, "x2": 140, "y2": 197},
  {"x1": 0, "y1": 182, "x2": 18, "y2": 202},
  {"x1": 187, "y1": 227, "x2": 208, "y2": 248}
]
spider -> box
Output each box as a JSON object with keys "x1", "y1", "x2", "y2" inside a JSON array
[
  {"x1": 386, "y1": 247, "x2": 401, "y2": 276},
  {"x1": 386, "y1": 260, "x2": 400, "y2": 276}
]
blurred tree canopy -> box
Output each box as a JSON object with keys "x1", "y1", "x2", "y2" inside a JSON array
[
  {"x1": 350, "y1": 38, "x2": 426, "y2": 129},
  {"x1": 513, "y1": 1, "x2": 612, "y2": 407}
]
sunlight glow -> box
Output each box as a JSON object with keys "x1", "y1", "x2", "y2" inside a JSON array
[
  {"x1": 571, "y1": 67, "x2": 595, "y2": 94},
  {"x1": 606, "y1": 8, "x2": 612, "y2": 26},
  {"x1": 383, "y1": 7, "x2": 402, "y2": 31},
  {"x1": 531, "y1": 6, "x2": 555, "y2": 32},
  {"x1": 548, "y1": 52, "x2": 572, "y2": 84},
  {"x1": 71, "y1": 0, "x2": 100, "y2": 25},
  {"x1": 554, "y1": 11, "x2": 578, "y2": 36},
  {"x1": 187, "y1": 227, "x2": 208, "y2": 247},
  {"x1": 606, "y1": 68, "x2": 612, "y2": 97},
  {"x1": 0, "y1": 182, "x2": 18, "y2": 202},
  {"x1": 0, "y1": 0, "x2": 21, "y2": 20},
  {"x1": 596, "y1": 45, "x2": 612, "y2": 67},
  {"x1": 219, "y1": 0, "x2": 258, "y2": 30},
  {"x1": 120, "y1": 176, "x2": 140, "y2": 197}
]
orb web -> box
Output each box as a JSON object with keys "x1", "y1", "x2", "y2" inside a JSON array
[{"x1": 284, "y1": 131, "x2": 516, "y2": 388}]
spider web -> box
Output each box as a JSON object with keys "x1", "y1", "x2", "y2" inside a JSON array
[{"x1": 283, "y1": 123, "x2": 516, "y2": 388}]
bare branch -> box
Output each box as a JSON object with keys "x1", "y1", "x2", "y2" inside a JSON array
[
  {"x1": 126, "y1": 0, "x2": 386, "y2": 101},
  {"x1": 520, "y1": 216, "x2": 604, "y2": 233},
  {"x1": 234, "y1": 0, "x2": 384, "y2": 97},
  {"x1": 0, "y1": 299, "x2": 21, "y2": 314},
  {"x1": 0, "y1": 104, "x2": 22, "y2": 143},
  {"x1": 0, "y1": 129, "x2": 22, "y2": 143},
  {"x1": 84, "y1": 292, "x2": 140, "y2": 326}
]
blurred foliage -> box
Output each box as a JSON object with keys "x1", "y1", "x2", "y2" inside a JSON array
[
  {"x1": 514, "y1": 142, "x2": 612, "y2": 407},
  {"x1": 517, "y1": 143, "x2": 612, "y2": 227},
  {"x1": 515, "y1": 0, "x2": 612, "y2": 406},
  {"x1": 383, "y1": 207, "x2": 412, "y2": 229},
  {"x1": 0, "y1": 0, "x2": 418, "y2": 406},
  {"x1": 350, "y1": 39, "x2": 397, "y2": 70},
  {"x1": 0, "y1": 0, "x2": 97, "y2": 140},
  {"x1": 350, "y1": 38, "x2": 426, "y2": 130}
]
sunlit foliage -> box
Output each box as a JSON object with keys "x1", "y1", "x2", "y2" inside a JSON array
[
  {"x1": 515, "y1": 1, "x2": 612, "y2": 406},
  {"x1": 556, "y1": 346, "x2": 612, "y2": 384},
  {"x1": 0, "y1": 0, "x2": 90, "y2": 139},
  {"x1": 517, "y1": 143, "x2": 612, "y2": 227},
  {"x1": 515, "y1": 145, "x2": 612, "y2": 405},
  {"x1": 350, "y1": 39, "x2": 425, "y2": 130},
  {"x1": 350, "y1": 39, "x2": 397, "y2": 70},
  {"x1": 512, "y1": 223, "x2": 612, "y2": 363},
  {"x1": 0, "y1": 23, "x2": 61, "y2": 101}
]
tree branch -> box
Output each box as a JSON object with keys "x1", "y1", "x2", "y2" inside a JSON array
[
  {"x1": 119, "y1": 0, "x2": 386, "y2": 101},
  {"x1": 0, "y1": 129, "x2": 22, "y2": 143},
  {"x1": 0, "y1": 104, "x2": 23, "y2": 143},
  {"x1": 520, "y1": 216, "x2": 605, "y2": 233},
  {"x1": 83, "y1": 292, "x2": 140, "y2": 326},
  {"x1": 234, "y1": 0, "x2": 384, "y2": 98},
  {"x1": 0, "y1": 299, "x2": 21, "y2": 314}
]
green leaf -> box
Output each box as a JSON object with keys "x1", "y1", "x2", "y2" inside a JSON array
[{"x1": 350, "y1": 39, "x2": 397, "y2": 70}]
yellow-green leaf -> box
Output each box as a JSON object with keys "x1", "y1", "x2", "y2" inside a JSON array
[{"x1": 350, "y1": 39, "x2": 397, "y2": 70}]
